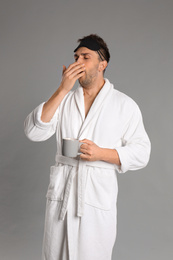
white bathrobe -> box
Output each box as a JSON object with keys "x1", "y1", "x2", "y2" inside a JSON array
[{"x1": 24, "y1": 78, "x2": 151, "y2": 260}]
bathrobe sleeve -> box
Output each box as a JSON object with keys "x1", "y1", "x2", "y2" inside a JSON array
[
  {"x1": 24, "y1": 102, "x2": 59, "y2": 141},
  {"x1": 115, "y1": 101, "x2": 151, "y2": 173}
]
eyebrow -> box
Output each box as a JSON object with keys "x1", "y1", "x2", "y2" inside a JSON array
[{"x1": 74, "y1": 53, "x2": 92, "y2": 57}]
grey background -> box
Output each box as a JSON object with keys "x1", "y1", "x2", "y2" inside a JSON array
[{"x1": 0, "y1": 0, "x2": 172, "y2": 259}]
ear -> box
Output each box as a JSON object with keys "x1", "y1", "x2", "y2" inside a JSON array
[{"x1": 99, "y1": 60, "x2": 108, "y2": 72}]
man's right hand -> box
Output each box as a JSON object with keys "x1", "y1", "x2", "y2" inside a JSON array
[
  {"x1": 41, "y1": 62, "x2": 85, "y2": 123},
  {"x1": 60, "y1": 61, "x2": 86, "y2": 93}
]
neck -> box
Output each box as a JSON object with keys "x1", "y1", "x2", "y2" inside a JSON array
[{"x1": 82, "y1": 77, "x2": 105, "y2": 98}]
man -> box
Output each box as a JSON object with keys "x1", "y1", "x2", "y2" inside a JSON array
[{"x1": 24, "y1": 34, "x2": 151, "y2": 260}]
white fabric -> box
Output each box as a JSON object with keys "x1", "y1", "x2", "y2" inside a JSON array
[
  {"x1": 54, "y1": 155, "x2": 117, "y2": 221},
  {"x1": 24, "y1": 78, "x2": 151, "y2": 260}
]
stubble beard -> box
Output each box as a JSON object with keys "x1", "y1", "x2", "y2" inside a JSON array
[
  {"x1": 78, "y1": 67, "x2": 99, "y2": 88},
  {"x1": 79, "y1": 74, "x2": 93, "y2": 87}
]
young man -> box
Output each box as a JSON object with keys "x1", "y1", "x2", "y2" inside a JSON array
[{"x1": 24, "y1": 34, "x2": 151, "y2": 260}]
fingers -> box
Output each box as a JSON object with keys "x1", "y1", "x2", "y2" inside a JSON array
[
  {"x1": 65, "y1": 63, "x2": 85, "y2": 79},
  {"x1": 62, "y1": 65, "x2": 66, "y2": 75},
  {"x1": 80, "y1": 143, "x2": 89, "y2": 153},
  {"x1": 60, "y1": 61, "x2": 85, "y2": 92},
  {"x1": 79, "y1": 139, "x2": 93, "y2": 155},
  {"x1": 80, "y1": 139, "x2": 93, "y2": 145},
  {"x1": 62, "y1": 62, "x2": 78, "y2": 75},
  {"x1": 65, "y1": 62, "x2": 85, "y2": 74},
  {"x1": 80, "y1": 143, "x2": 94, "y2": 158},
  {"x1": 79, "y1": 140, "x2": 100, "y2": 162},
  {"x1": 73, "y1": 70, "x2": 85, "y2": 80},
  {"x1": 80, "y1": 151, "x2": 95, "y2": 161},
  {"x1": 80, "y1": 153, "x2": 91, "y2": 161},
  {"x1": 61, "y1": 61, "x2": 85, "y2": 84}
]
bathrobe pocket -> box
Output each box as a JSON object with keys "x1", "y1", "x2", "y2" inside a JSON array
[
  {"x1": 85, "y1": 167, "x2": 117, "y2": 211},
  {"x1": 46, "y1": 164, "x2": 70, "y2": 201}
]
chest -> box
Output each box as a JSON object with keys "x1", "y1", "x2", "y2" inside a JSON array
[
  {"x1": 84, "y1": 95, "x2": 96, "y2": 118},
  {"x1": 58, "y1": 95, "x2": 124, "y2": 148}
]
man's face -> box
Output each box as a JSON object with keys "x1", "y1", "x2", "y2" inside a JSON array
[{"x1": 74, "y1": 47, "x2": 101, "y2": 87}]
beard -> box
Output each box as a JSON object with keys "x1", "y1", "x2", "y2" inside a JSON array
[
  {"x1": 78, "y1": 73, "x2": 93, "y2": 87},
  {"x1": 78, "y1": 66, "x2": 99, "y2": 88}
]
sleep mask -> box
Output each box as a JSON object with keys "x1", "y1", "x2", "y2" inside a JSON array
[{"x1": 74, "y1": 38, "x2": 106, "y2": 61}]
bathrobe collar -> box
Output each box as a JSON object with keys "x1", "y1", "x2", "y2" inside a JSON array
[{"x1": 74, "y1": 78, "x2": 113, "y2": 139}]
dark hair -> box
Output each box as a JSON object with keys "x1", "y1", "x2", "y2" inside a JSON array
[{"x1": 77, "y1": 34, "x2": 110, "y2": 63}]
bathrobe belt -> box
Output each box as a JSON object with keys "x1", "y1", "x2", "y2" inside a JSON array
[{"x1": 55, "y1": 155, "x2": 116, "y2": 221}]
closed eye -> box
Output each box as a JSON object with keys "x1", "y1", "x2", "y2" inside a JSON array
[
  {"x1": 74, "y1": 53, "x2": 91, "y2": 61},
  {"x1": 74, "y1": 57, "x2": 89, "y2": 61}
]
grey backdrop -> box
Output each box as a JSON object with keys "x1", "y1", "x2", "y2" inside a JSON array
[{"x1": 0, "y1": 0, "x2": 173, "y2": 259}]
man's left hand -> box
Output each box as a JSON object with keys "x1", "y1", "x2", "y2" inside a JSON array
[{"x1": 79, "y1": 139, "x2": 102, "y2": 161}]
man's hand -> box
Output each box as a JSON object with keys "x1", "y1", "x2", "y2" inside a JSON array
[
  {"x1": 79, "y1": 139, "x2": 102, "y2": 161},
  {"x1": 79, "y1": 139, "x2": 121, "y2": 166},
  {"x1": 60, "y1": 61, "x2": 85, "y2": 93},
  {"x1": 41, "y1": 61, "x2": 85, "y2": 123}
]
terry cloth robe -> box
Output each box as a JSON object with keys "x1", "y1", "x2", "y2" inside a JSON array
[{"x1": 24, "y1": 78, "x2": 151, "y2": 260}]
